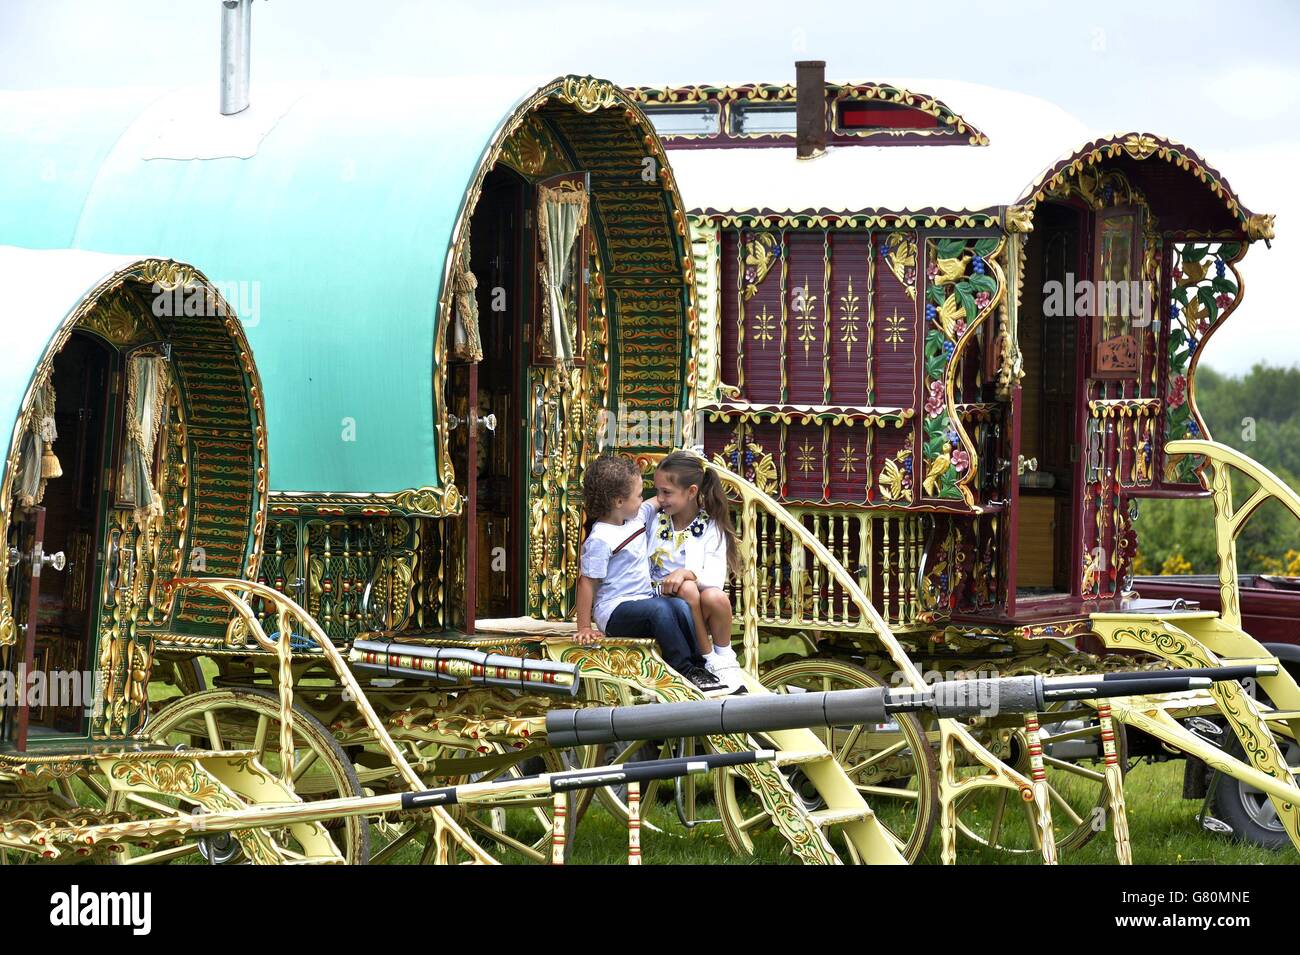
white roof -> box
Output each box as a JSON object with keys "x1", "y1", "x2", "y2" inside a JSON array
[{"x1": 669, "y1": 78, "x2": 1098, "y2": 214}]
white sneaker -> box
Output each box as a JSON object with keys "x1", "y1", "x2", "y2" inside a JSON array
[{"x1": 710, "y1": 658, "x2": 747, "y2": 694}]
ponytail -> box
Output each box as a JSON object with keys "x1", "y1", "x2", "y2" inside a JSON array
[{"x1": 656, "y1": 449, "x2": 742, "y2": 579}]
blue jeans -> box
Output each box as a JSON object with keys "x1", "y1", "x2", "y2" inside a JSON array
[{"x1": 604, "y1": 596, "x2": 703, "y2": 673}]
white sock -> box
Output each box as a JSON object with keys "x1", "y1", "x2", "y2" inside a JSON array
[{"x1": 712, "y1": 643, "x2": 736, "y2": 660}]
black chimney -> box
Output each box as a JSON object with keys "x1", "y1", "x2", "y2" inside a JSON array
[{"x1": 796, "y1": 60, "x2": 827, "y2": 159}]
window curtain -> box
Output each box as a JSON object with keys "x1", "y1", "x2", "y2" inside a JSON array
[
  {"x1": 120, "y1": 354, "x2": 171, "y2": 528},
  {"x1": 16, "y1": 379, "x2": 61, "y2": 508},
  {"x1": 451, "y1": 227, "x2": 483, "y2": 362},
  {"x1": 536, "y1": 183, "x2": 588, "y2": 364}
]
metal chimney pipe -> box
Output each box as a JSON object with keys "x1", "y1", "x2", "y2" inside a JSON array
[
  {"x1": 220, "y1": 0, "x2": 253, "y2": 115},
  {"x1": 795, "y1": 60, "x2": 827, "y2": 160}
]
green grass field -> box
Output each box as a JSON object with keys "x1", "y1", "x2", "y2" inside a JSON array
[
  {"x1": 144, "y1": 666, "x2": 1291, "y2": 865},
  {"x1": 381, "y1": 758, "x2": 1290, "y2": 865}
]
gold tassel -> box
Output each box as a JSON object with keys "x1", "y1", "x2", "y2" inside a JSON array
[{"x1": 41, "y1": 445, "x2": 62, "y2": 480}]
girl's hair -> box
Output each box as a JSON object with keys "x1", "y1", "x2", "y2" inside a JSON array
[
  {"x1": 656, "y1": 450, "x2": 741, "y2": 578},
  {"x1": 582, "y1": 455, "x2": 642, "y2": 533}
]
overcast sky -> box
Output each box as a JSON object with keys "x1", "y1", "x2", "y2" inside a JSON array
[{"x1": 2, "y1": 0, "x2": 1296, "y2": 374}]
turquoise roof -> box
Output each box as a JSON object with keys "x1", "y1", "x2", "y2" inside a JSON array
[
  {"x1": 0, "y1": 76, "x2": 558, "y2": 496},
  {"x1": 0, "y1": 247, "x2": 144, "y2": 469}
]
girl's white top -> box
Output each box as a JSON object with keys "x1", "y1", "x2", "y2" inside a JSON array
[{"x1": 641, "y1": 500, "x2": 727, "y2": 590}]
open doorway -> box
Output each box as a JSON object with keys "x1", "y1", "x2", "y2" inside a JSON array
[
  {"x1": 446, "y1": 163, "x2": 530, "y2": 630},
  {"x1": 471, "y1": 164, "x2": 528, "y2": 620},
  {"x1": 3, "y1": 331, "x2": 115, "y2": 744},
  {"x1": 1015, "y1": 202, "x2": 1087, "y2": 598}
]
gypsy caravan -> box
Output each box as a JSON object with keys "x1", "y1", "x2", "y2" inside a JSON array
[
  {"x1": 3, "y1": 41, "x2": 1298, "y2": 862},
  {"x1": 628, "y1": 64, "x2": 1300, "y2": 854},
  {"x1": 0, "y1": 74, "x2": 698, "y2": 639}
]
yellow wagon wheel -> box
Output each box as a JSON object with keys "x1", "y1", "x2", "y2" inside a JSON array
[
  {"x1": 138, "y1": 687, "x2": 369, "y2": 864},
  {"x1": 715, "y1": 658, "x2": 939, "y2": 863},
  {"x1": 948, "y1": 698, "x2": 1129, "y2": 856},
  {"x1": 368, "y1": 743, "x2": 587, "y2": 864}
]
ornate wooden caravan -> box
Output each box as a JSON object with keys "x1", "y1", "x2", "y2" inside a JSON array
[
  {"x1": 629, "y1": 67, "x2": 1300, "y2": 854},
  {"x1": 0, "y1": 75, "x2": 697, "y2": 639},
  {"x1": 1, "y1": 61, "x2": 1298, "y2": 865},
  {"x1": 0, "y1": 248, "x2": 266, "y2": 749},
  {"x1": 631, "y1": 69, "x2": 1276, "y2": 634}
]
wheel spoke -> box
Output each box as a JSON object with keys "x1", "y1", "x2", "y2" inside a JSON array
[
  {"x1": 855, "y1": 784, "x2": 919, "y2": 801},
  {"x1": 466, "y1": 814, "x2": 547, "y2": 862},
  {"x1": 1044, "y1": 783, "x2": 1085, "y2": 826},
  {"x1": 843, "y1": 738, "x2": 908, "y2": 775},
  {"x1": 370, "y1": 825, "x2": 419, "y2": 864},
  {"x1": 291, "y1": 748, "x2": 321, "y2": 784},
  {"x1": 739, "y1": 811, "x2": 768, "y2": 833},
  {"x1": 988, "y1": 788, "x2": 1009, "y2": 846},
  {"x1": 1041, "y1": 724, "x2": 1102, "y2": 746},
  {"x1": 1041, "y1": 754, "x2": 1104, "y2": 782},
  {"x1": 417, "y1": 836, "x2": 437, "y2": 865},
  {"x1": 122, "y1": 842, "x2": 202, "y2": 865},
  {"x1": 252, "y1": 714, "x2": 271, "y2": 756},
  {"x1": 836, "y1": 724, "x2": 865, "y2": 763},
  {"x1": 1024, "y1": 799, "x2": 1043, "y2": 850},
  {"x1": 203, "y1": 711, "x2": 224, "y2": 751}
]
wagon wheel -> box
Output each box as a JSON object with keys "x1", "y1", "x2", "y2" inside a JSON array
[
  {"x1": 949, "y1": 698, "x2": 1129, "y2": 857},
  {"x1": 572, "y1": 678, "x2": 685, "y2": 831},
  {"x1": 715, "y1": 658, "x2": 939, "y2": 863},
  {"x1": 368, "y1": 743, "x2": 587, "y2": 864},
  {"x1": 134, "y1": 687, "x2": 370, "y2": 864}
]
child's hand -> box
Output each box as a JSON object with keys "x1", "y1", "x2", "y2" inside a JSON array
[
  {"x1": 658, "y1": 569, "x2": 693, "y2": 595},
  {"x1": 574, "y1": 627, "x2": 603, "y2": 645}
]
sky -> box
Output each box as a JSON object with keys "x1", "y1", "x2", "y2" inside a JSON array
[{"x1": 1, "y1": 0, "x2": 1297, "y2": 374}]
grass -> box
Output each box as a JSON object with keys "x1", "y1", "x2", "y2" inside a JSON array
[
  {"x1": 380, "y1": 759, "x2": 1290, "y2": 865},
  {"x1": 143, "y1": 662, "x2": 1289, "y2": 865}
]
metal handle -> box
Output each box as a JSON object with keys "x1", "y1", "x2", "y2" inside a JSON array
[{"x1": 18, "y1": 543, "x2": 65, "y2": 577}]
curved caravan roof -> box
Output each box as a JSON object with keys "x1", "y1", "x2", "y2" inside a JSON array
[
  {"x1": 0, "y1": 246, "x2": 267, "y2": 639},
  {"x1": 641, "y1": 78, "x2": 1267, "y2": 233},
  {"x1": 0, "y1": 75, "x2": 693, "y2": 507}
]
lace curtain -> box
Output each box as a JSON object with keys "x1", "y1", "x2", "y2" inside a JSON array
[
  {"x1": 120, "y1": 354, "x2": 171, "y2": 528},
  {"x1": 536, "y1": 183, "x2": 588, "y2": 364},
  {"x1": 16, "y1": 379, "x2": 61, "y2": 507}
]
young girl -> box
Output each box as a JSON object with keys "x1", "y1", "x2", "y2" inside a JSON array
[
  {"x1": 644, "y1": 450, "x2": 745, "y2": 692},
  {"x1": 575, "y1": 455, "x2": 724, "y2": 692}
]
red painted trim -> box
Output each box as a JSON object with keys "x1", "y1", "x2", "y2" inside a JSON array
[
  {"x1": 1004, "y1": 386, "x2": 1023, "y2": 617},
  {"x1": 14, "y1": 508, "x2": 45, "y2": 751}
]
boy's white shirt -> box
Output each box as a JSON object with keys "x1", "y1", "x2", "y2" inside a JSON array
[
  {"x1": 581, "y1": 512, "x2": 654, "y2": 632},
  {"x1": 640, "y1": 500, "x2": 727, "y2": 590}
]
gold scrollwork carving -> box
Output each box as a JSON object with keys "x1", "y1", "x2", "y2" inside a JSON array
[{"x1": 560, "y1": 76, "x2": 618, "y2": 113}]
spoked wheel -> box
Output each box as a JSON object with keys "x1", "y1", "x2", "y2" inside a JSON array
[
  {"x1": 715, "y1": 658, "x2": 939, "y2": 863},
  {"x1": 135, "y1": 687, "x2": 369, "y2": 864},
  {"x1": 369, "y1": 743, "x2": 595, "y2": 865},
  {"x1": 951, "y1": 699, "x2": 1128, "y2": 857}
]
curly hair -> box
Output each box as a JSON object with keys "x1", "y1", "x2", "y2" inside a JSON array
[{"x1": 582, "y1": 455, "x2": 642, "y2": 531}]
